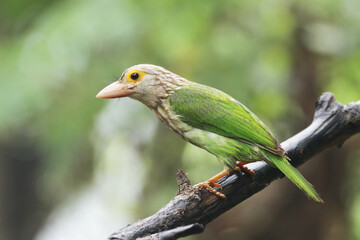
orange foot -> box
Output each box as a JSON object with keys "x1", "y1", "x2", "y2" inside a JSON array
[
  {"x1": 195, "y1": 181, "x2": 226, "y2": 199},
  {"x1": 236, "y1": 161, "x2": 255, "y2": 176},
  {"x1": 195, "y1": 169, "x2": 233, "y2": 199}
]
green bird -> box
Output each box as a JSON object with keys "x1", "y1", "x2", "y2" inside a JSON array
[{"x1": 96, "y1": 64, "x2": 323, "y2": 202}]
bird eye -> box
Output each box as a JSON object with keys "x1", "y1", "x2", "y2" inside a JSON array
[
  {"x1": 126, "y1": 70, "x2": 145, "y2": 83},
  {"x1": 131, "y1": 72, "x2": 139, "y2": 80}
]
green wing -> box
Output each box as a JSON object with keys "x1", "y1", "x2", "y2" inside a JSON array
[{"x1": 169, "y1": 84, "x2": 283, "y2": 155}]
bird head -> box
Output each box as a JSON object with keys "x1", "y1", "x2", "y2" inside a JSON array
[{"x1": 96, "y1": 64, "x2": 187, "y2": 108}]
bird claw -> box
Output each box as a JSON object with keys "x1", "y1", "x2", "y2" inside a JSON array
[
  {"x1": 195, "y1": 181, "x2": 226, "y2": 199},
  {"x1": 236, "y1": 161, "x2": 255, "y2": 177}
]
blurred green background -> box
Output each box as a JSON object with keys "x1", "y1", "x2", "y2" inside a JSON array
[{"x1": 0, "y1": 0, "x2": 359, "y2": 239}]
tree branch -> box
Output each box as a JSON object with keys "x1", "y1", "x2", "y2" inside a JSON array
[{"x1": 109, "y1": 92, "x2": 360, "y2": 240}]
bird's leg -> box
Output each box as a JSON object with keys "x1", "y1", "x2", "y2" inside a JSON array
[
  {"x1": 195, "y1": 169, "x2": 233, "y2": 199},
  {"x1": 235, "y1": 161, "x2": 255, "y2": 176}
]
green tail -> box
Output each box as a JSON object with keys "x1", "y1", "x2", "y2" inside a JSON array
[{"x1": 266, "y1": 153, "x2": 323, "y2": 203}]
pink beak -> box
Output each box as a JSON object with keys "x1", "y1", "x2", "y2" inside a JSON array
[{"x1": 96, "y1": 81, "x2": 134, "y2": 99}]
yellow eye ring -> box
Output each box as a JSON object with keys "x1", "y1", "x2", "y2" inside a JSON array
[{"x1": 126, "y1": 70, "x2": 146, "y2": 83}]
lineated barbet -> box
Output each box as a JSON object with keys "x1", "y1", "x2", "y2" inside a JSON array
[{"x1": 96, "y1": 64, "x2": 323, "y2": 202}]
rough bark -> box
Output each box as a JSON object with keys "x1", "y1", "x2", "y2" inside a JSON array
[{"x1": 109, "y1": 92, "x2": 360, "y2": 240}]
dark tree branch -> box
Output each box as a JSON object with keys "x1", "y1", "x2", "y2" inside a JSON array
[
  {"x1": 109, "y1": 92, "x2": 360, "y2": 240},
  {"x1": 137, "y1": 224, "x2": 204, "y2": 240}
]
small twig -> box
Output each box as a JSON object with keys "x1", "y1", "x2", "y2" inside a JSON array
[
  {"x1": 176, "y1": 169, "x2": 194, "y2": 195},
  {"x1": 108, "y1": 92, "x2": 360, "y2": 240}
]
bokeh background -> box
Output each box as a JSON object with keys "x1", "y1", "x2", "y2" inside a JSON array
[{"x1": 0, "y1": 0, "x2": 360, "y2": 239}]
